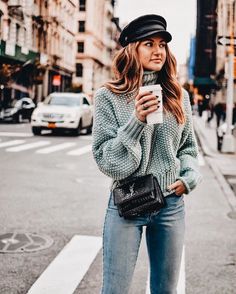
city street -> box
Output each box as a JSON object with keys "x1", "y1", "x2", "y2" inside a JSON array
[{"x1": 0, "y1": 121, "x2": 236, "y2": 294}]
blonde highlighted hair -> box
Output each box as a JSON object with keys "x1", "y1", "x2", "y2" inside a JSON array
[{"x1": 105, "y1": 42, "x2": 185, "y2": 124}]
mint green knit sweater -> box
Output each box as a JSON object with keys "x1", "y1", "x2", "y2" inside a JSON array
[{"x1": 92, "y1": 71, "x2": 201, "y2": 196}]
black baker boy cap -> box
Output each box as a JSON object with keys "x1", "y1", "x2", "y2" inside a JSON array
[{"x1": 119, "y1": 14, "x2": 172, "y2": 47}]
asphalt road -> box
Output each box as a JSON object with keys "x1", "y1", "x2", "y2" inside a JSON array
[{"x1": 0, "y1": 122, "x2": 235, "y2": 294}]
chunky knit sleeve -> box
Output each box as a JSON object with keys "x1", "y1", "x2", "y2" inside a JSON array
[
  {"x1": 92, "y1": 87, "x2": 146, "y2": 180},
  {"x1": 176, "y1": 90, "x2": 202, "y2": 194}
]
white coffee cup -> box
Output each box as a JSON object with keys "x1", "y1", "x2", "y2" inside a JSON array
[{"x1": 139, "y1": 84, "x2": 163, "y2": 124}]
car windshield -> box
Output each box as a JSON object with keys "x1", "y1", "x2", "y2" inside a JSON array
[{"x1": 45, "y1": 95, "x2": 80, "y2": 107}]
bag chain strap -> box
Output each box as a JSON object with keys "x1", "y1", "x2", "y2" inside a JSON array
[{"x1": 145, "y1": 126, "x2": 157, "y2": 174}]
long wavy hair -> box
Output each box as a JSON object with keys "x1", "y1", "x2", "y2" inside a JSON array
[{"x1": 105, "y1": 42, "x2": 185, "y2": 124}]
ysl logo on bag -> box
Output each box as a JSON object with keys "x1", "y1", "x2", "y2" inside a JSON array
[{"x1": 129, "y1": 183, "x2": 135, "y2": 197}]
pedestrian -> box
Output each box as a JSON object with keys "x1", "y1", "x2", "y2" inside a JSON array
[
  {"x1": 92, "y1": 14, "x2": 201, "y2": 294},
  {"x1": 212, "y1": 88, "x2": 226, "y2": 128}
]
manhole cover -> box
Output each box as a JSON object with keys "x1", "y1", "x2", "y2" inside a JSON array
[{"x1": 0, "y1": 233, "x2": 53, "y2": 253}]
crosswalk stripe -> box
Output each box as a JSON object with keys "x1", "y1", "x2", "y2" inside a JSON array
[
  {"x1": 6, "y1": 141, "x2": 51, "y2": 152},
  {"x1": 67, "y1": 144, "x2": 92, "y2": 156},
  {"x1": 146, "y1": 246, "x2": 185, "y2": 294},
  {"x1": 79, "y1": 135, "x2": 93, "y2": 141},
  {"x1": 0, "y1": 139, "x2": 26, "y2": 148},
  {"x1": 177, "y1": 247, "x2": 185, "y2": 294},
  {"x1": 0, "y1": 132, "x2": 33, "y2": 137},
  {"x1": 36, "y1": 142, "x2": 77, "y2": 154},
  {"x1": 27, "y1": 235, "x2": 102, "y2": 294}
]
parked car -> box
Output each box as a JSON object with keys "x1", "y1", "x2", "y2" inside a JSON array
[
  {"x1": 31, "y1": 92, "x2": 93, "y2": 136},
  {"x1": 0, "y1": 97, "x2": 36, "y2": 123}
]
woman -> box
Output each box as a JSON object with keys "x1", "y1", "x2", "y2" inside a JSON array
[{"x1": 92, "y1": 14, "x2": 201, "y2": 294}]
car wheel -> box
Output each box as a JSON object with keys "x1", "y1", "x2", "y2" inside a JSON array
[
  {"x1": 32, "y1": 127, "x2": 41, "y2": 135},
  {"x1": 18, "y1": 114, "x2": 23, "y2": 123},
  {"x1": 13, "y1": 114, "x2": 19, "y2": 123},
  {"x1": 73, "y1": 120, "x2": 82, "y2": 136},
  {"x1": 86, "y1": 119, "x2": 93, "y2": 134}
]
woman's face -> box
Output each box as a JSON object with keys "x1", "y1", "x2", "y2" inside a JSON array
[{"x1": 137, "y1": 36, "x2": 167, "y2": 71}]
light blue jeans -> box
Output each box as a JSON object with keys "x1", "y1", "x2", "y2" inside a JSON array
[{"x1": 101, "y1": 193, "x2": 185, "y2": 294}]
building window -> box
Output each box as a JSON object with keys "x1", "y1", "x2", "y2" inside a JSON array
[
  {"x1": 76, "y1": 63, "x2": 83, "y2": 77},
  {"x1": 79, "y1": 0, "x2": 86, "y2": 11},
  {"x1": 77, "y1": 42, "x2": 84, "y2": 53},
  {"x1": 0, "y1": 11, "x2": 3, "y2": 38},
  {"x1": 16, "y1": 23, "x2": 20, "y2": 44},
  {"x1": 8, "y1": 19, "x2": 11, "y2": 40},
  {"x1": 78, "y1": 21, "x2": 85, "y2": 32}
]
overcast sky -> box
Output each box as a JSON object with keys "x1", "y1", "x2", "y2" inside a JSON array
[{"x1": 115, "y1": 0, "x2": 197, "y2": 65}]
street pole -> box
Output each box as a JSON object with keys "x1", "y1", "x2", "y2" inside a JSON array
[{"x1": 222, "y1": 0, "x2": 235, "y2": 153}]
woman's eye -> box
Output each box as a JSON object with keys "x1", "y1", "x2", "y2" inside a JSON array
[
  {"x1": 160, "y1": 43, "x2": 166, "y2": 48},
  {"x1": 145, "y1": 42, "x2": 153, "y2": 47}
]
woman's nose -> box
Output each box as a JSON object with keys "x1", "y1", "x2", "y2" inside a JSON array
[{"x1": 153, "y1": 45, "x2": 161, "y2": 54}]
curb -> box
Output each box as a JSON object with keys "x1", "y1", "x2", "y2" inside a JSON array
[
  {"x1": 194, "y1": 118, "x2": 236, "y2": 212},
  {"x1": 193, "y1": 117, "x2": 216, "y2": 157},
  {"x1": 206, "y1": 157, "x2": 236, "y2": 212}
]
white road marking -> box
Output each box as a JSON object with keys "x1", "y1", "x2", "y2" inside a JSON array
[
  {"x1": 27, "y1": 235, "x2": 102, "y2": 294},
  {"x1": 177, "y1": 247, "x2": 185, "y2": 294},
  {"x1": 6, "y1": 141, "x2": 50, "y2": 152},
  {"x1": 67, "y1": 144, "x2": 92, "y2": 156},
  {"x1": 146, "y1": 246, "x2": 185, "y2": 294},
  {"x1": 79, "y1": 135, "x2": 93, "y2": 141},
  {"x1": 198, "y1": 153, "x2": 205, "y2": 166},
  {"x1": 0, "y1": 139, "x2": 26, "y2": 148},
  {"x1": 36, "y1": 142, "x2": 77, "y2": 154},
  {"x1": 0, "y1": 132, "x2": 33, "y2": 137}
]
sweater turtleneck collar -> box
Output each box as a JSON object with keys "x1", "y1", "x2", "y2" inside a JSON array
[{"x1": 142, "y1": 71, "x2": 158, "y2": 86}]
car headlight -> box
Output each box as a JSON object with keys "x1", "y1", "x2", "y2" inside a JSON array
[
  {"x1": 32, "y1": 112, "x2": 42, "y2": 119},
  {"x1": 65, "y1": 113, "x2": 77, "y2": 120},
  {"x1": 64, "y1": 113, "x2": 71, "y2": 119}
]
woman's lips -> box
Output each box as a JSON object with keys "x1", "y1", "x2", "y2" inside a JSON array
[{"x1": 151, "y1": 59, "x2": 162, "y2": 63}]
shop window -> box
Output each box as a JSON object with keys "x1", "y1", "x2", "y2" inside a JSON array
[
  {"x1": 76, "y1": 63, "x2": 83, "y2": 77},
  {"x1": 78, "y1": 21, "x2": 85, "y2": 32},
  {"x1": 77, "y1": 42, "x2": 84, "y2": 53}
]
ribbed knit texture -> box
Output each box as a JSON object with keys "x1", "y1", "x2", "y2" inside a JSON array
[{"x1": 92, "y1": 71, "x2": 201, "y2": 196}]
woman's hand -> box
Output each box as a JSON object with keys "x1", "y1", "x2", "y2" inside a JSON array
[
  {"x1": 135, "y1": 91, "x2": 160, "y2": 122},
  {"x1": 167, "y1": 180, "x2": 186, "y2": 196}
]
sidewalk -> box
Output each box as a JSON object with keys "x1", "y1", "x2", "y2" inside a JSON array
[
  {"x1": 193, "y1": 112, "x2": 236, "y2": 211},
  {"x1": 185, "y1": 113, "x2": 236, "y2": 293}
]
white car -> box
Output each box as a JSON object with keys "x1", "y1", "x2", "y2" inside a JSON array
[{"x1": 31, "y1": 92, "x2": 93, "y2": 136}]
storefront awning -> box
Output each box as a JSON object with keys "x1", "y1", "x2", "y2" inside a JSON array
[{"x1": 194, "y1": 77, "x2": 217, "y2": 86}]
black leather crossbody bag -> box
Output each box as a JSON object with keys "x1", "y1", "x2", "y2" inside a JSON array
[{"x1": 113, "y1": 131, "x2": 166, "y2": 219}]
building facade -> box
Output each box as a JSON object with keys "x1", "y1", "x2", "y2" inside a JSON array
[
  {"x1": 73, "y1": 0, "x2": 118, "y2": 98},
  {"x1": 0, "y1": 0, "x2": 77, "y2": 106},
  {"x1": 194, "y1": 0, "x2": 218, "y2": 95},
  {"x1": 216, "y1": 0, "x2": 236, "y2": 99},
  {"x1": 216, "y1": 0, "x2": 236, "y2": 72},
  {"x1": 45, "y1": 0, "x2": 77, "y2": 97}
]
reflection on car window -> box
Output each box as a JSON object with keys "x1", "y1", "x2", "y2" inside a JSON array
[{"x1": 46, "y1": 96, "x2": 81, "y2": 107}]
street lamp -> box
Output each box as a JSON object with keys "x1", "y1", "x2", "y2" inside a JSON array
[{"x1": 222, "y1": 0, "x2": 235, "y2": 153}]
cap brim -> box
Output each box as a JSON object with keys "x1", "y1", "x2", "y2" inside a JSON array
[{"x1": 134, "y1": 30, "x2": 172, "y2": 43}]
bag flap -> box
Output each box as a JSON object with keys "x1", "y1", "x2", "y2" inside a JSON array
[{"x1": 113, "y1": 174, "x2": 155, "y2": 205}]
